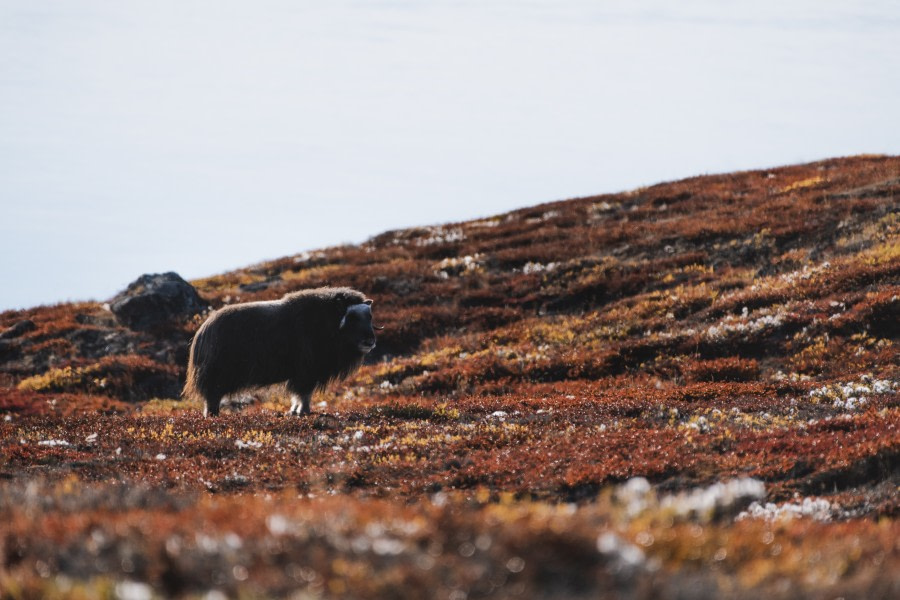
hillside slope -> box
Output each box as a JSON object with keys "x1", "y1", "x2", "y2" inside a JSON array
[{"x1": 1, "y1": 155, "x2": 898, "y2": 598}]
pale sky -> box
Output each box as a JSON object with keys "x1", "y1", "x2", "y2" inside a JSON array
[{"x1": 1, "y1": 1, "x2": 898, "y2": 310}]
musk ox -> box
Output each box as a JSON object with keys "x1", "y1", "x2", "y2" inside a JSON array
[{"x1": 183, "y1": 287, "x2": 378, "y2": 416}]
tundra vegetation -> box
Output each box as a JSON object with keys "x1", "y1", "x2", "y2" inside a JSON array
[{"x1": 1, "y1": 155, "x2": 898, "y2": 598}]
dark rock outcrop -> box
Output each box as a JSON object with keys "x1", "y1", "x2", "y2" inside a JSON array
[
  {"x1": 0, "y1": 320, "x2": 36, "y2": 340},
  {"x1": 109, "y1": 272, "x2": 207, "y2": 331},
  {"x1": 238, "y1": 276, "x2": 282, "y2": 293}
]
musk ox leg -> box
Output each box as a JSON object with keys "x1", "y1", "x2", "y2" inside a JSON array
[
  {"x1": 287, "y1": 392, "x2": 312, "y2": 416},
  {"x1": 203, "y1": 394, "x2": 223, "y2": 417}
]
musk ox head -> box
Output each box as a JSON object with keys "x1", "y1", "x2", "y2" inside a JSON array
[{"x1": 339, "y1": 299, "x2": 379, "y2": 354}]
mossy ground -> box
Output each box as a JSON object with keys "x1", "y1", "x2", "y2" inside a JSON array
[{"x1": 1, "y1": 156, "x2": 898, "y2": 598}]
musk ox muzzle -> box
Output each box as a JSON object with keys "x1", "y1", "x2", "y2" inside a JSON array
[{"x1": 183, "y1": 287, "x2": 379, "y2": 417}]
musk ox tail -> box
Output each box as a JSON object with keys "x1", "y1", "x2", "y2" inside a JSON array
[
  {"x1": 182, "y1": 325, "x2": 207, "y2": 402},
  {"x1": 182, "y1": 349, "x2": 200, "y2": 401},
  {"x1": 182, "y1": 360, "x2": 199, "y2": 401}
]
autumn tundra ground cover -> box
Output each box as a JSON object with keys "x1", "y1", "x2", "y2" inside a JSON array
[{"x1": 1, "y1": 155, "x2": 898, "y2": 599}]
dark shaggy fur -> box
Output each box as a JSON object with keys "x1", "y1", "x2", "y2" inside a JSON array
[{"x1": 184, "y1": 287, "x2": 377, "y2": 416}]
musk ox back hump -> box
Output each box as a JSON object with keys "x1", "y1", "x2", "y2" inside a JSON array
[{"x1": 184, "y1": 287, "x2": 377, "y2": 416}]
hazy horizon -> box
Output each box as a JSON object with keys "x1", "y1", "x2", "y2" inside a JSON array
[{"x1": 2, "y1": 1, "x2": 899, "y2": 311}]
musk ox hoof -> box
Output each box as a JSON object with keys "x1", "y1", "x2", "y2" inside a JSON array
[
  {"x1": 288, "y1": 394, "x2": 312, "y2": 416},
  {"x1": 286, "y1": 408, "x2": 311, "y2": 417}
]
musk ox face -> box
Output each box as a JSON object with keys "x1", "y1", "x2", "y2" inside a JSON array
[{"x1": 339, "y1": 300, "x2": 378, "y2": 354}]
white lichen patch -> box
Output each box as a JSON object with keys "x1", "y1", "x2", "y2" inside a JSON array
[
  {"x1": 675, "y1": 407, "x2": 794, "y2": 434},
  {"x1": 467, "y1": 218, "x2": 501, "y2": 229},
  {"x1": 291, "y1": 250, "x2": 327, "y2": 264},
  {"x1": 808, "y1": 375, "x2": 897, "y2": 411},
  {"x1": 659, "y1": 478, "x2": 766, "y2": 520},
  {"x1": 38, "y1": 439, "x2": 72, "y2": 447},
  {"x1": 774, "y1": 261, "x2": 832, "y2": 288},
  {"x1": 615, "y1": 477, "x2": 765, "y2": 522},
  {"x1": 522, "y1": 261, "x2": 557, "y2": 275},
  {"x1": 434, "y1": 254, "x2": 484, "y2": 278},
  {"x1": 737, "y1": 497, "x2": 834, "y2": 522},
  {"x1": 235, "y1": 439, "x2": 262, "y2": 450},
  {"x1": 705, "y1": 305, "x2": 792, "y2": 341},
  {"x1": 416, "y1": 226, "x2": 465, "y2": 247},
  {"x1": 596, "y1": 532, "x2": 651, "y2": 574},
  {"x1": 525, "y1": 210, "x2": 561, "y2": 224},
  {"x1": 114, "y1": 580, "x2": 154, "y2": 600}
]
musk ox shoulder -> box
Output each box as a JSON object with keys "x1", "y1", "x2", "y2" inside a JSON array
[{"x1": 184, "y1": 287, "x2": 378, "y2": 416}]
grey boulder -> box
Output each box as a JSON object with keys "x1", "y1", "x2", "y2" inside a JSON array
[{"x1": 109, "y1": 272, "x2": 207, "y2": 330}]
